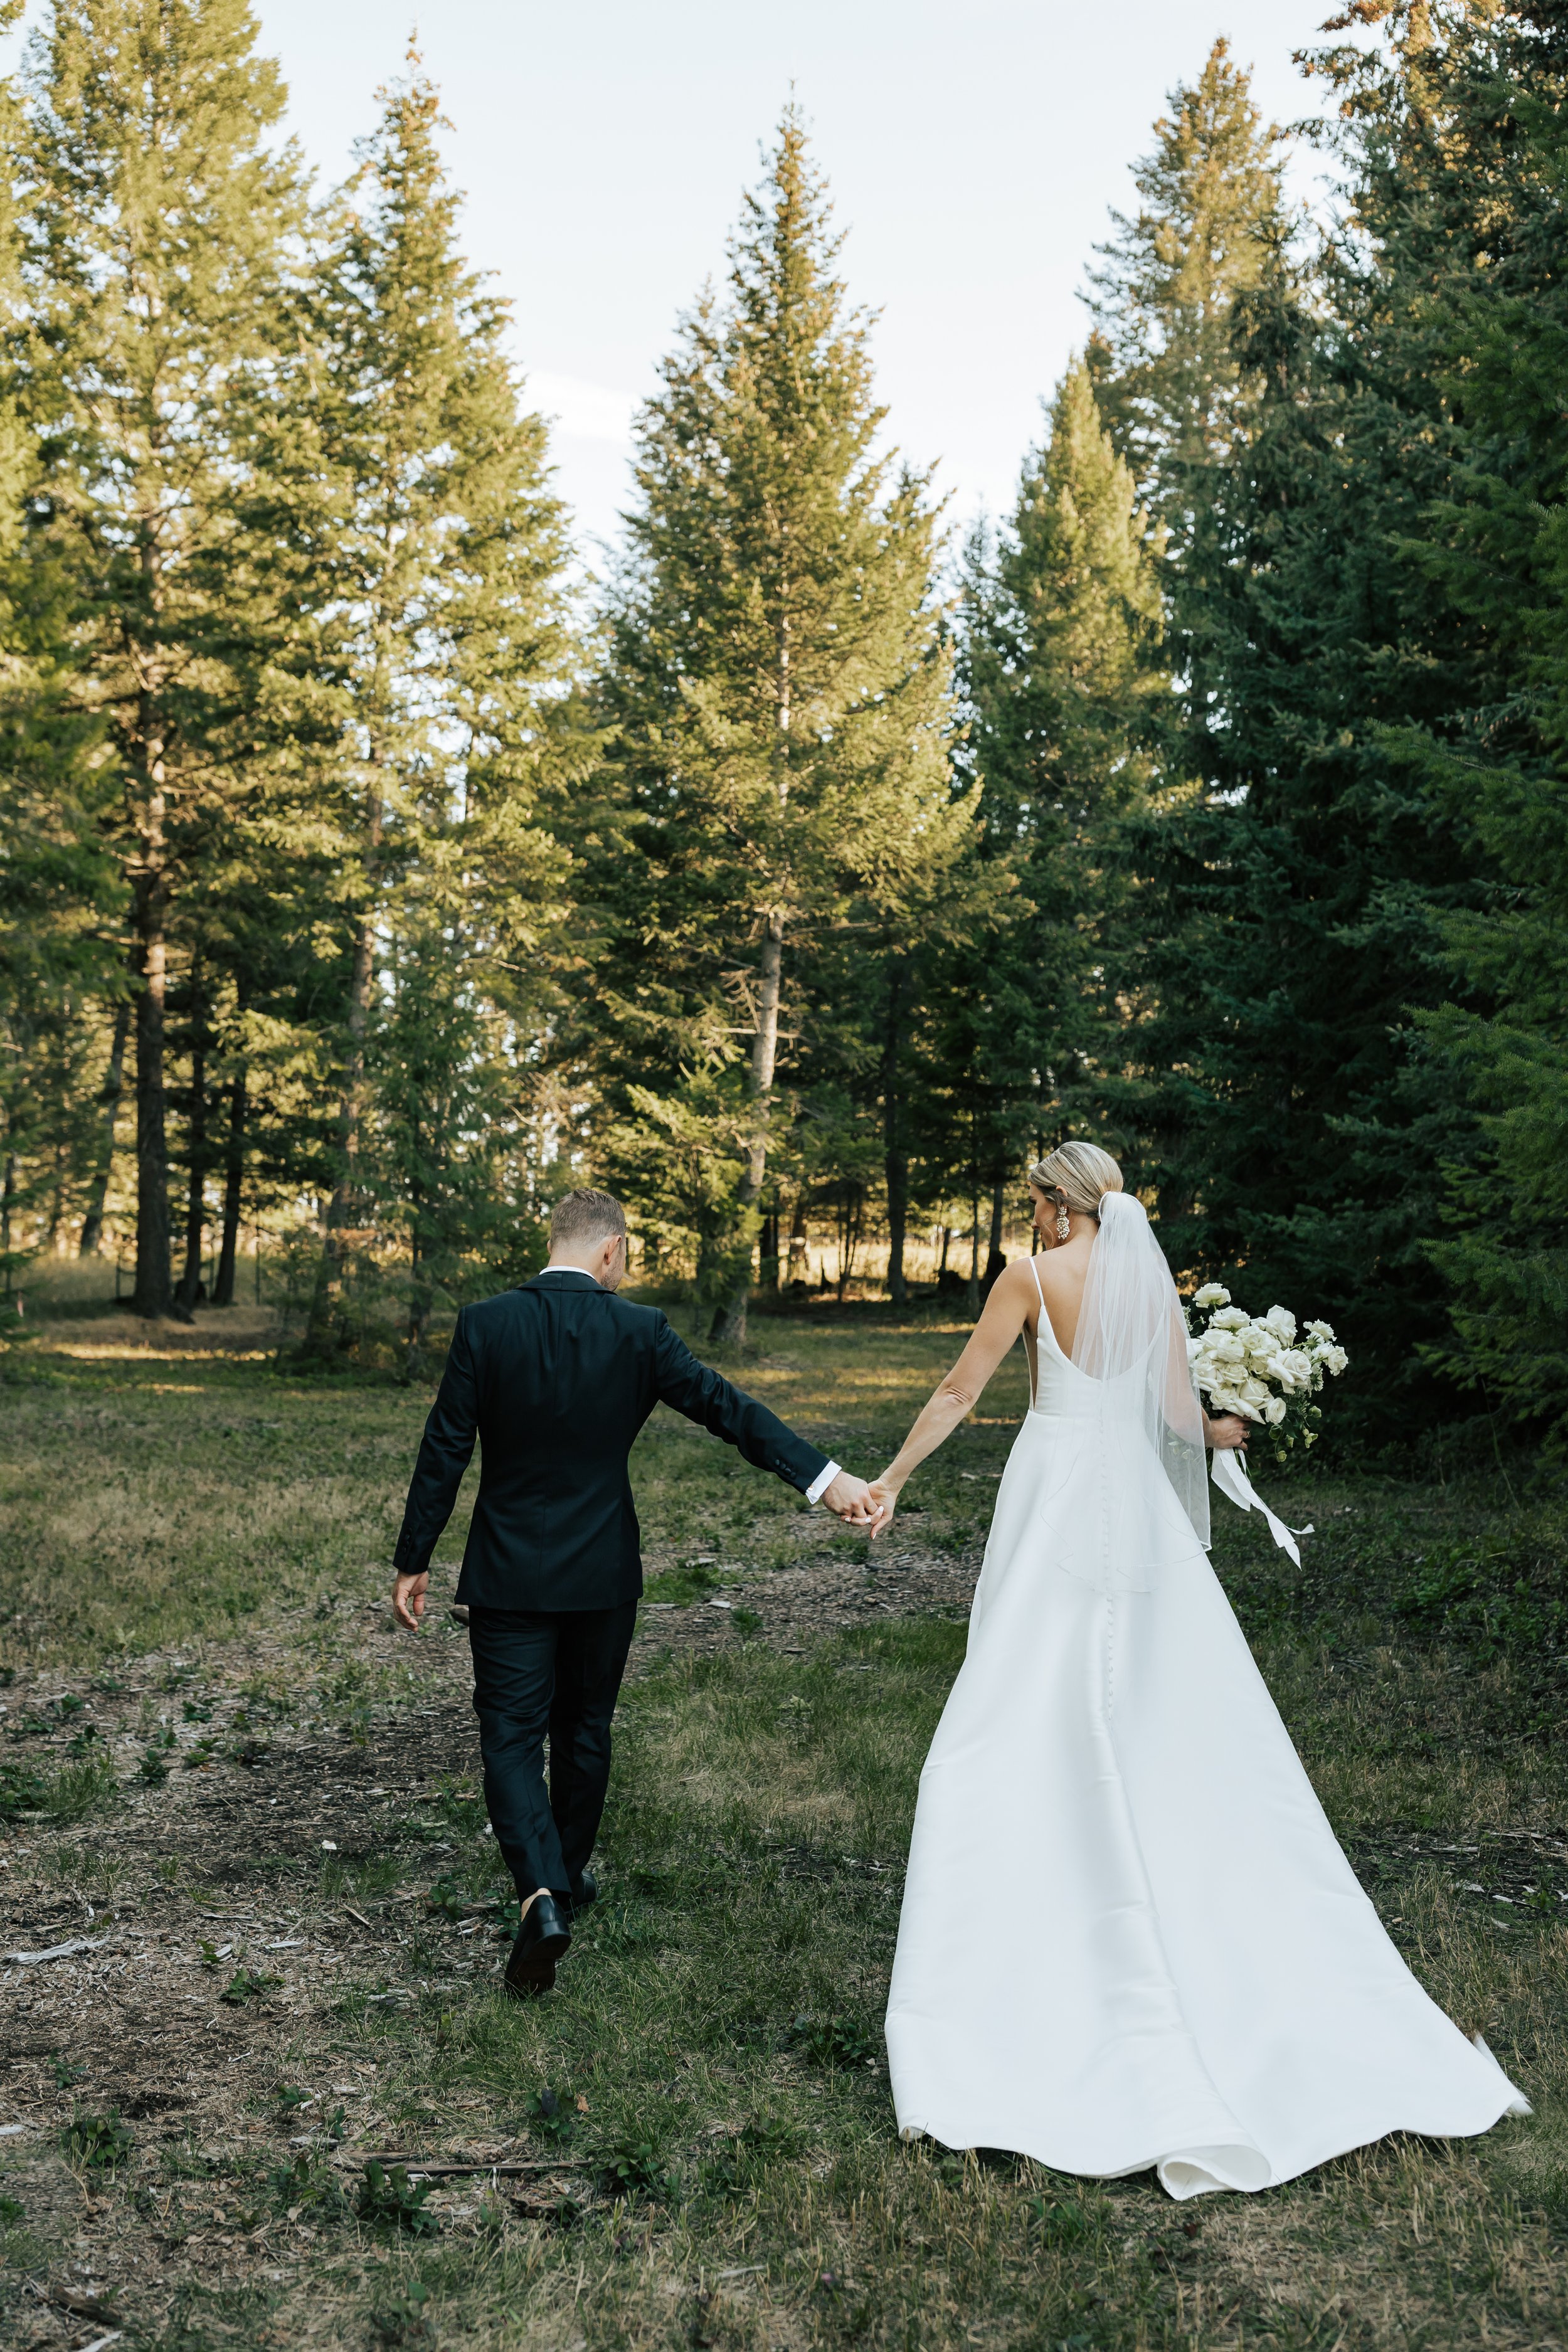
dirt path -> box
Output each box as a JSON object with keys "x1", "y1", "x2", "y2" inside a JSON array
[{"x1": 0, "y1": 1539, "x2": 978, "y2": 2344}]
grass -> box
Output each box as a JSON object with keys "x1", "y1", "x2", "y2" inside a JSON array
[{"x1": 0, "y1": 1285, "x2": 1565, "y2": 2346}]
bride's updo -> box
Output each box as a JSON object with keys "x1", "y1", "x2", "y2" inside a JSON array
[{"x1": 1027, "y1": 1140, "x2": 1123, "y2": 1220}]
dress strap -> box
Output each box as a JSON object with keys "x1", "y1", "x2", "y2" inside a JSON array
[{"x1": 1026, "y1": 1253, "x2": 1045, "y2": 1409}]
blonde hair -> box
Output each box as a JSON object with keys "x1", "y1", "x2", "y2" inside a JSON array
[
  {"x1": 551, "y1": 1187, "x2": 627, "y2": 1251},
  {"x1": 1026, "y1": 1141, "x2": 1124, "y2": 1220}
]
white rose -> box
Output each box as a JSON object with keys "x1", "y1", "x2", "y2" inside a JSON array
[
  {"x1": 1210, "y1": 1306, "x2": 1249, "y2": 1330},
  {"x1": 1265, "y1": 1305, "x2": 1297, "y2": 1342},
  {"x1": 1277, "y1": 1348, "x2": 1313, "y2": 1388},
  {"x1": 1193, "y1": 1283, "x2": 1231, "y2": 1310},
  {"x1": 1186, "y1": 1336, "x2": 1202, "y2": 1364},
  {"x1": 1240, "y1": 1376, "x2": 1269, "y2": 1404},
  {"x1": 1209, "y1": 1331, "x2": 1246, "y2": 1362},
  {"x1": 1306, "y1": 1318, "x2": 1336, "y2": 1343},
  {"x1": 1264, "y1": 1397, "x2": 1287, "y2": 1425},
  {"x1": 1320, "y1": 1345, "x2": 1348, "y2": 1376}
]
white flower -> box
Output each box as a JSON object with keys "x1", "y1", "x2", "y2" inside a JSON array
[
  {"x1": 1207, "y1": 1331, "x2": 1247, "y2": 1362},
  {"x1": 1319, "y1": 1344, "x2": 1349, "y2": 1376},
  {"x1": 1240, "y1": 1376, "x2": 1269, "y2": 1405},
  {"x1": 1193, "y1": 1283, "x2": 1231, "y2": 1310},
  {"x1": 1264, "y1": 1397, "x2": 1287, "y2": 1425},
  {"x1": 1264, "y1": 1305, "x2": 1297, "y2": 1342},
  {"x1": 1186, "y1": 1336, "x2": 1202, "y2": 1364},
  {"x1": 1209, "y1": 1306, "x2": 1249, "y2": 1331},
  {"x1": 1276, "y1": 1348, "x2": 1313, "y2": 1389},
  {"x1": 1306, "y1": 1318, "x2": 1337, "y2": 1343}
]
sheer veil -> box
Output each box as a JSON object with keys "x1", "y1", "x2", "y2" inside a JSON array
[{"x1": 1061, "y1": 1190, "x2": 1210, "y2": 1589}]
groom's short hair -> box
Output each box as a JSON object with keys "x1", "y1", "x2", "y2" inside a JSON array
[{"x1": 550, "y1": 1187, "x2": 627, "y2": 1253}]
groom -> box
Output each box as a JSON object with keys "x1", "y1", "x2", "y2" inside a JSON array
[{"x1": 391, "y1": 1187, "x2": 877, "y2": 1994}]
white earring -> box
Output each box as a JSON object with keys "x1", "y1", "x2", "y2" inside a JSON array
[{"x1": 1056, "y1": 1199, "x2": 1071, "y2": 1242}]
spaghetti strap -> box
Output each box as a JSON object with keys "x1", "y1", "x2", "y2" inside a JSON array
[{"x1": 1026, "y1": 1253, "x2": 1045, "y2": 1408}]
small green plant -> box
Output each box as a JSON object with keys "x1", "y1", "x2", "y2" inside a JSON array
[
  {"x1": 524, "y1": 2086, "x2": 576, "y2": 2145},
  {"x1": 0, "y1": 2194, "x2": 24, "y2": 2224},
  {"x1": 65, "y1": 1723, "x2": 102, "y2": 1757},
  {"x1": 138, "y1": 1746, "x2": 169, "y2": 1786},
  {"x1": 0, "y1": 1760, "x2": 48, "y2": 1820},
  {"x1": 275, "y1": 2084, "x2": 312, "y2": 2114},
  {"x1": 182, "y1": 1737, "x2": 216, "y2": 1769},
  {"x1": 369, "y1": 2277, "x2": 435, "y2": 2346},
  {"x1": 600, "y1": 2137, "x2": 678, "y2": 2200},
  {"x1": 52, "y1": 2056, "x2": 84, "y2": 2090},
  {"x1": 181, "y1": 1700, "x2": 211, "y2": 1722},
  {"x1": 1028, "y1": 2195, "x2": 1093, "y2": 2245},
  {"x1": 270, "y1": 2148, "x2": 346, "y2": 2219},
  {"x1": 356, "y1": 2160, "x2": 440, "y2": 2237},
  {"x1": 63, "y1": 2106, "x2": 133, "y2": 2176},
  {"x1": 220, "y1": 1968, "x2": 279, "y2": 2005},
  {"x1": 787, "y1": 2011, "x2": 878, "y2": 2067},
  {"x1": 46, "y1": 1751, "x2": 118, "y2": 1822}
]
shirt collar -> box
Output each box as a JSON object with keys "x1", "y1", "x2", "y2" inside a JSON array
[{"x1": 533, "y1": 1266, "x2": 603, "y2": 1286}]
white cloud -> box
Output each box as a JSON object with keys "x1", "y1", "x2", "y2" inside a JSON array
[{"x1": 526, "y1": 372, "x2": 638, "y2": 447}]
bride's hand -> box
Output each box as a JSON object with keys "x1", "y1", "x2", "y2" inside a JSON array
[
  {"x1": 866, "y1": 1478, "x2": 899, "y2": 1540},
  {"x1": 1204, "y1": 1412, "x2": 1251, "y2": 1453}
]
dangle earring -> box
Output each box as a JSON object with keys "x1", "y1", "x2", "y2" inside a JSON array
[{"x1": 1055, "y1": 1192, "x2": 1071, "y2": 1244}]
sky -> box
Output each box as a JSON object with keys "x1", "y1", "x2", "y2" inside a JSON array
[{"x1": 53, "y1": 1, "x2": 1347, "y2": 556}]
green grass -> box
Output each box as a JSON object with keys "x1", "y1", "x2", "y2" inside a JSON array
[{"x1": 0, "y1": 1293, "x2": 1565, "y2": 2346}]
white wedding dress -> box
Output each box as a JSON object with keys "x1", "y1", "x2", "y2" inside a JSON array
[{"x1": 886, "y1": 1242, "x2": 1527, "y2": 2200}]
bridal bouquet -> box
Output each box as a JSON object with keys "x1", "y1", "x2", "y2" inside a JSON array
[{"x1": 1187, "y1": 1287, "x2": 1349, "y2": 1472}]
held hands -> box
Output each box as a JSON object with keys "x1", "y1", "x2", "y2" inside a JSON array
[
  {"x1": 392, "y1": 1569, "x2": 429, "y2": 1630},
  {"x1": 821, "y1": 1470, "x2": 887, "y2": 1530},
  {"x1": 865, "y1": 1478, "x2": 899, "y2": 1541}
]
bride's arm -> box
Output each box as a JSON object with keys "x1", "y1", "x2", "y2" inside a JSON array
[{"x1": 867, "y1": 1262, "x2": 1037, "y2": 1539}]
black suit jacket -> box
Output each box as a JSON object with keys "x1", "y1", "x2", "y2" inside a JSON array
[{"x1": 391, "y1": 1273, "x2": 830, "y2": 1611}]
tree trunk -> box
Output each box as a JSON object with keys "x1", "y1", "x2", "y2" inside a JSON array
[
  {"x1": 786, "y1": 1194, "x2": 808, "y2": 1287},
  {"x1": 79, "y1": 998, "x2": 132, "y2": 1257},
  {"x1": 305, "y1": 883, "x2": 378, "y2": 1352},
  {"x1": 983, "y1": 1177, "x2": 1007, "y2": 1295},
  {"x1": 715, "y1": 909, "x2": 785, "y2": 1345},
  {"x1": 882, "y1": 961, "x2": 908, "y2": 1306},
  {"x1": 1, "y1": 1147, "x2": 14, "y2": 1288},
  {"x1": 213, "y1": 1071, "x2": 246, "y2": 1305},
  {"x1": 176, "y1": 1025, "x2": 208, "y2": 1311},
  {"x1": 130, "y1": 856, "x2": 172, "y2": 1320},
  {"x1": 966, "y1": 1187, "x2": 981, "y2": 1317},
  {"x1": 938, "y1": 1223, "x2": 951, "y2": 1280}
]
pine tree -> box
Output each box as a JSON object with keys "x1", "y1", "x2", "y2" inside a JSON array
[
  {"x1": 950, "y1": 358, "x2": 1168, "y2": 1203},
  {"x1": 1322, "y1": 1, "x2": 1568, "y2": 1449},
  {"x1": 21, "y1": 0, "x2": 308, "y2": 1314},
  {"x1": 1086, "y1": 36, "x2": 1293, "y2": 754},
  {"x1": 300, "y1": 52, "x2": 575, "y2": 1361},
  {"x1": 590, "y1": 110, "x2": 972, "y2": 1338}
]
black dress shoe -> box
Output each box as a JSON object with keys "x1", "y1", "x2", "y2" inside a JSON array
[
  {"x1": 568, "y1": 1868, "x2": 598, "y2": 1915},
  {"x1": 504, "y1": 1890, "x2": 571, "y2": 1998}
]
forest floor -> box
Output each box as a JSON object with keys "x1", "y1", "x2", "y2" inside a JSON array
[{"x1": 0, "y1": 1285, "x2": 1565, "y2": 2351}]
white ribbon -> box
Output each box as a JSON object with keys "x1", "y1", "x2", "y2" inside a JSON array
[{"x1": 1210, "y1": 1447, "x2": 1313, "y2": 1566}]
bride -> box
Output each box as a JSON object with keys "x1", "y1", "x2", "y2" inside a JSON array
[{"x1": 869, "y1": 1140, "x2": 1527, "y2": 2200}]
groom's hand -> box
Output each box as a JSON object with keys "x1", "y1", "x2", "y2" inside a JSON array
[
  {"x1": 822, "y1": 1470, "x2": 885, "y2": 1528},
  {"x1": 392, "y1": 1570, "x2": 429, "y2": 1631}
]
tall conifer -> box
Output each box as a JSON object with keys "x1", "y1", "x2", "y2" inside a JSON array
[
  {"x1": 21, "y1": 0, "x2": 306, "y2": 1314},
  {"x1": 591, "y1": 110, "x2": 970, "y2": 1339}
]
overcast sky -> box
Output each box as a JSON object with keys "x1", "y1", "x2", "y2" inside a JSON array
[{"x1": 64, "y1": 3, "x2": 1348, "y2": 554}]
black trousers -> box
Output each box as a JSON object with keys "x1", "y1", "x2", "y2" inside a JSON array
[{"x1": 467, "y1": 1602, "x2": 637, "y2": 1902}]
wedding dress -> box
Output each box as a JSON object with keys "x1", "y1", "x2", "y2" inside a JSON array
[{"x1": 885, "y1": 1200, "x2": 1527, "y2": 2200}]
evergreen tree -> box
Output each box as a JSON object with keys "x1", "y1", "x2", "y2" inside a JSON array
[
  {"x1": 590, "y1": 110, "x2": 972, "y2": 1338},
  {"x1": 21, "y1": 0, "x2": 308, "y2": 1314},
  {"x1": 1319, "y1": 0, "x2": 1568, "y2": 1449},
  {"x1": 1086, "y1": 36, "x2": 1293, "y2": 753},
  {"x1": 949, "y1": 357, "x2": 1167, "y2": 1210},
  {"x1": 300, "y1": 53, "x2": 575, "y2": 1360}
]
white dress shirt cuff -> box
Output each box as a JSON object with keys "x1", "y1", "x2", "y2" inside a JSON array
[{"x1": 805, "y1": 1459, "x2": 842, "y2": 1507}]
